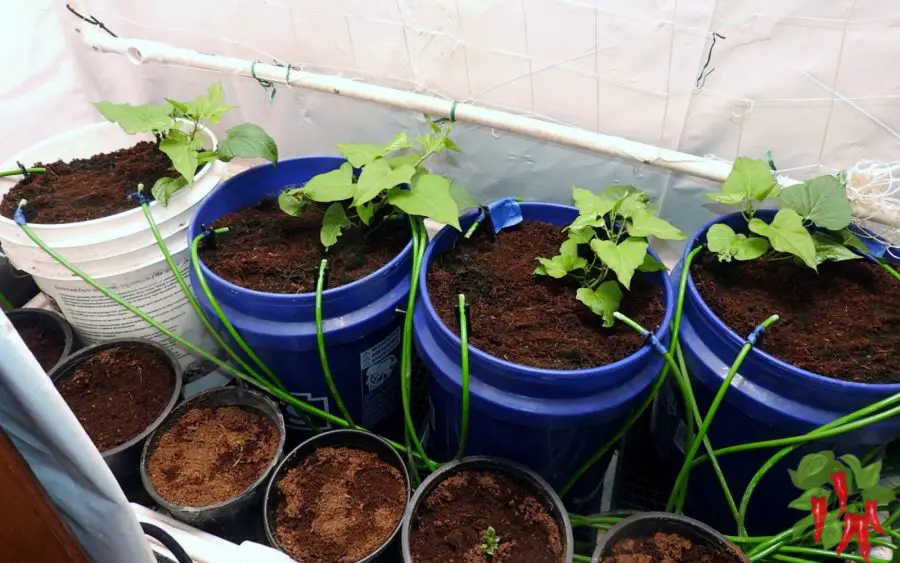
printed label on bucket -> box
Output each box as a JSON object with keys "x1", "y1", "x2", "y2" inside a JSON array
[
  {"x1": 360, "y1": 325, "x2": 402, "y2": 428},
  {"x1": 285, "y1": 392, "x2": 332, "y2": 431},
  {"x1": 36, "y1": 254, "x2": 215, "y2": 367}
]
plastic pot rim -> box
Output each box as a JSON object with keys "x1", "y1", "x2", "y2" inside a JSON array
[
  {"x1": 188, "y1": 155, "x2": 414, "y2": 302},
  {"x1": 9, "y1": 307, "x2": 77, "y2": 373},
  {"x1": 0, "y1": 119, "x2": 217, "y2": 231},
  {"x1": 139, "y1": 386, "x2": 287, "y2": 514},
  {"x1": 49, "y1": 337, "x2": 183, "y2": 460},
  {"x1": 590, "y1": 511, "x2": 749, "y2": 563},
  {"x1": 686, "y1": 210, "x2": 900, "y2": 391},
  {"x1": 263, "y1": 428, "x2": 411, "y2": 563},
  {"x1": 401, "y1": 455, "x2": 575, "y2": 563},
  {"x1": 417, "y1": 201, "x2": 676, "y2": 379}
]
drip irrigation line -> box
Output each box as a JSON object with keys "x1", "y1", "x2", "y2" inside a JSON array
[
  {"x1": 315, "y1": 259, "x2": 356, "y2": 427},
  {"x1": 455, "y1": 293, "x2": 470, "y2": 460},
  {"x1": 0, "y1": 167, "x2": 45, "y2": 177}
]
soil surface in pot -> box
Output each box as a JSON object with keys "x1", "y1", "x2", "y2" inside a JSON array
[
  {"x1": 273, "y1": 446, "x2": 406, "y2": 563},
  {"x1": 200, "y1": 199, "x2": 410, "y2": 294},
  {"x1": 692, "y1": 254, "x2": 900, "y2": 383},
  {"x1": 427, "y1": 220, "x2": 665, "y2": 370},
  {"x1": 409, "y1": 468, "x2": 564, "y2": 563},
  {"x1": 600, "y1": 533, "x2": 743, "y2": 563},
  {"x1": 1, "y1": 141, "x2": 178, "y2": 224},
  {"x1": 148, "y1": 405, "x2": 280, "y2": 507},
  {"x1": 12, "y1": 316, "x2": 65, "y2": 371},
  {"x1": 55, "y1": 344, "x2": 174, "y2": 452}
]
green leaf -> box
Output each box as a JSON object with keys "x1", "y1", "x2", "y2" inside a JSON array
[
  {"x1": 197, "y1": 150, "x2": 218, "y2": 166},
  {"x1": 354, "y1": 159, "x2": 416, "y2": 206},
  {"x1": 320, "y1": 203, "x2": 351, "y2": 248},
  {"x1": 444, "y1": 136, "x2": 462, "y2": 152},
  {"x1": 778, "y1": 175, "x2": 852, "y2": 230},
  {"x1": 836, "y1": 228, "x2": 869, "y2": 253},
  {"x1": 534, "y1": 255, "x2": 587, "y2": 279},
  {"x1": 863, "y1": 485, "x2": 896, "y2": 504},
  {"x1": 813, "y1": 233, "x2": 862, "y2": 265},
  {"x1": 589, "y1": 237, "x2": 649, "y2": 289},
  {"x1": 449, "y1": 180, "x2": 480, "y2": 213},
  {"x1": 716, "y1": 157, "x2": 779, "y2": 204},
  {"x1": 278, "y1": 189, "x2": 307, "y2": 217},
  {"x1": 302, "y1": 163, "x2": 355, "y2": 203},
  {"x1": 859, "y1": 460, "x2": 882, "y2": 490},
  {"x1": 792, "y1": 513, "x2": 814, "y2": 540},
  {"x1": 576, "y1": 282, "x2": 624, "y2": 327},
  {"x1": 159, "y1": 137, "x2": 200, "y2": 183},
  {"x1": 572, "y1": 187, "x2": 616, "y2": 218},
  {"x1": 569, "y1": 213, "x2": 608, "y2": 232},
  {"x1": 386, "y1": 154, "x2": 420, "y2": 169},
  {"x1": 788, "y1": 488, "x2": 832, "y2": 511},
  {"x1": 150, "y1": 176, "x2": 188, "y2": 207},
  {"x1": 382, "y1": 132, "x2": 412, "y2": 154},
  {"x1": 705, "y1": 192, "x2": 747, "y2": 205},
  {"x1": 339, "y1": 143, "x2": 385, "y2": 168},
  {"x1": 707, "y1": 223, "x2": 770, "y2": 262},
  {"x1": 638, "y1": 253, "x2": 668, "y2": 273},
  {"x1": 165, "y1": 98, "x2": 190, "y2": 115},
  {"x1": 187, "y1": 82, "x2": 230, "y2": 124},
  {"x1": 559, "y1": 239, "x2": 580, "y2": 258},
  {"x1": 93, "y1": 101, "x2": 174, "y2": 134},
  {"x1": 794, "y1": 451, "x2": 835, "y2": 489},
  {"x1": 821, "y1": 511, "x2": 843, "y2": 549},
  {"x1": 216, "y1": 123, "x2": 278, "y2": 164},
  {"x1": 386, "y1": 173, "x2": 461, "y2": 229},
  {"x1": 601, "y1": 185, "x2": 649, "y2": 217},
  {"x1": 357, "y1": 202, "x2": 375, "y2": 226},
  {"x1": 749, "y1": 209, "x2": 817, "y2": 270},
  {"x1": 627, "y1": 209, "x2": 687, "y2": 240},
  {"x1": 568, "y1": 227, "x2": 595, "y2": 244}
]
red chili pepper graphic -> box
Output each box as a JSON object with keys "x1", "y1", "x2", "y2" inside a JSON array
[
  {"x1": 831, "y1": 471, "x2": 849, "y2": 515},
  {"x1": 811, "y1": 496, "x2": 828, "y2": 543},
  {"x1": 857, "y1": 514, "x2": 871, "y2": 563},
  {"x1": 836, "y1": 513, "x2": 857, "y2": 557},
  {"x1": 865, "y1": 500, "x2": 886, "y2": 535}
]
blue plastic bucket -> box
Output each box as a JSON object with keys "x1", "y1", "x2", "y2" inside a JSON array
[
  {"x1": 188, "y1": 157, "x2": 411, "y2": 434},
  {"x1": 413, "y1": 202, "x2": 675, "y2": 504},
  {"x1": 652, "y1": 210, "x2": 900, "y2": 535}
]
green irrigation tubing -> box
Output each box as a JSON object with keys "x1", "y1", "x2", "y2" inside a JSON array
[
  {"x1": 881, "y1": 259, "x2": 900, "y2": 282},
  {"x1": 14, "y1": 220, "x2": 358, "y2": 432},
  {"x1": 654, "y1": 248, "x2": 738, "y2": 519},
  {"x1": 667, "y1": 314, "x2": 781, "y2": 519},
  {"x1": 573, "y1": 554, "x2": 592, "y2": 563},
  {"x1": 769, "y1": 555, "x2": 815, "y2": 563},
  {"x1": 774, "y1": 546, "x2": 888, "y2": 563},
  {"x1": 315, "y1": 259, "x2": 356, "y2": 427},
  {"x1": 141, "y1": 202, "x2": 286, "y2": 394},
  {"x1": 455, "y1": 293, "x2": 471, "y2": 460},
  {"x1": 187, "y1": 231, "x2": 320, "y2": 433},
  {"x1": 400, "y1": 216, "x2": 437, "y2": 472},
  {"x1": 0, "y1": 167, "x2": 44, "y2": 177},
  {"x1": 187, "y1": 233, "x2": 289, "y2": 394},
  {"x1": 559, "y1": 247, "x2": 698, "y2": 498}
]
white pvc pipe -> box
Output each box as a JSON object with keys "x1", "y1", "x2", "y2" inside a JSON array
[{"x1": 66, "y1": 1, "x2": 900, "y2": 231}]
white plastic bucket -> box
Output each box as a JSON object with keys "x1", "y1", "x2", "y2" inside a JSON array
[{"x1": 0, "y1": 121, "x2": 223, "y2": 365}]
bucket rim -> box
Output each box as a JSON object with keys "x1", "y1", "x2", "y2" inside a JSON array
[{"x1": 0, "y1": 119, "x2": 218, "y2": 231}]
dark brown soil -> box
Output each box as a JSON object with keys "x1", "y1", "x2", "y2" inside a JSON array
[
  {"x1": 600, "y1": 533, "x2": 743, "y2": 563},
  {"x1": 1, "y1": 141, "x2": 178, "y2": 224},
  {"x1": 12, "y1": 316, "x2": 65, "y2": 371},
  {"x1": 200, "y1": 199, "x2": 410, "y2": 294},
  {"x1": 427, "y1": 221, "x2": 665, "y2": 370},
  {"x1": 692, "y1": 253, "x2": 900, "y2": 383},
  {"x1": 409, "y1": 469, "x2": 564, "y2": 563},
  {"x1": 273, "y1": 446, "x2": 407, "y2": 563},
  {"x1": 148, "y1": 405, "x2": 280, "y2": 508},
  {"x1": 55, "y1": 344, "x2": 175, "y2": 452}
]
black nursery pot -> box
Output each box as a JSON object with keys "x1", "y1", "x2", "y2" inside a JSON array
[
  {"x1": 9, "y1": 307, "x2": 80, "y2": 373},
  {"x1": 49, "y1": 338, "x2": 182, "y2": 500},
  {"x1": 401, "y1": 455, "x2": 575, "y2": 563},
  {"x1": 264, "y1": 429, "x2": 411, "y2": 563},
  {"x1": 0, "y1": 256, "x2": 38, "y2": 309},
  {"x1": 141, "y1": 386, "x2": 286, "y2": 544},
  {"x1": 591, "y1": 512, "x2": 749, "y2": 562}
]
